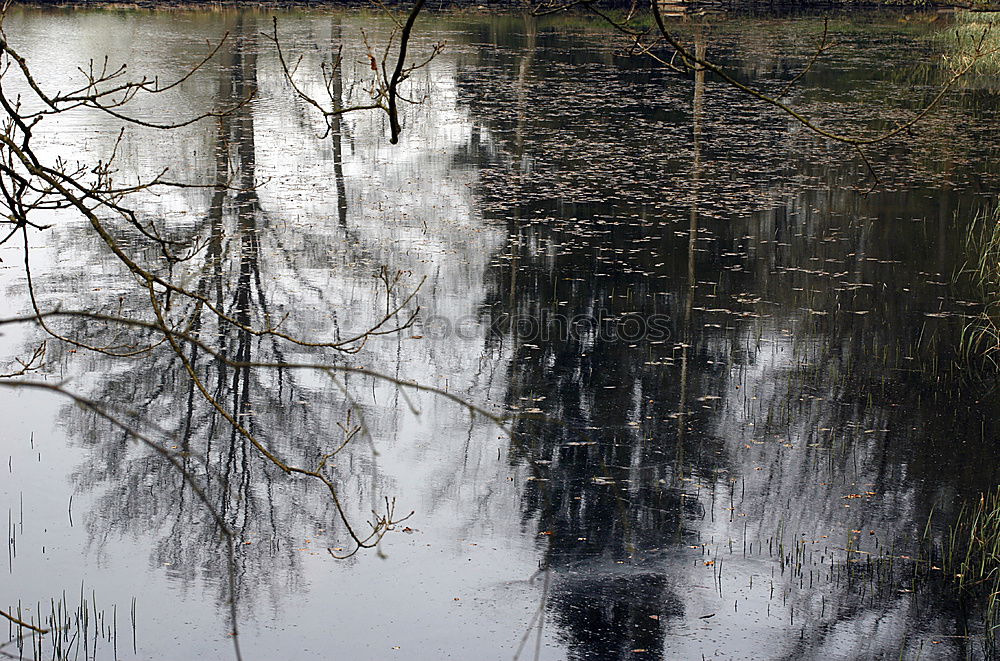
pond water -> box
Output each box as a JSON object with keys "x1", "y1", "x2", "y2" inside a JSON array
[{"x1": 2, "y1": 6, "x2": 1000, "y2": 660}]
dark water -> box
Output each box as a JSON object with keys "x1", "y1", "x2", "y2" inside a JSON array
[{"x1": 2, "y1": 7, "x2": 1000, "y2": 660}]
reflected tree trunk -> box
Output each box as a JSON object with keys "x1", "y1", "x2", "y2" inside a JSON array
[
  {"x1": 675, "y1": 27, "x2": 706, "y2": 488},
  {"x1": 331, "y1": 19, "x2": 349, "y2": 227},
  {"x1": 514, "y1": 14, "x2": 537, "y2": 163},
  {"x1": 507, "y1": 16, "x2": 538, "y2": 316}
]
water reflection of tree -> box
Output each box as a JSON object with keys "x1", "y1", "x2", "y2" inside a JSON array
[
  {"x1": 6, "y1": 10, "x2": 999, "y2": 658},
  {"x1": 466, "y1": 20, "x2": 733, "y2": 659},
  {"x1": 462, "y1": 15, "x2": 1000, "y2": 660},
  {"x1": 59, "y1": 17, "x2": 387, "y2": 611}
]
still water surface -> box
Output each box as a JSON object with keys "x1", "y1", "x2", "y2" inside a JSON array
[{"x1": 2, "y1": 7, "x2": 1000, "y2": 660}]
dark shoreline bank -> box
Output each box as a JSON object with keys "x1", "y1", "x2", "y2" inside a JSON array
[{"x1": 10, "y1": 0, "x2": 1000, "y2": 12}]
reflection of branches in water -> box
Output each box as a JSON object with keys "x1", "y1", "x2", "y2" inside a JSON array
[
  {"x1": 469, "y1": 22, "x2": 999, "y2": 654},
  {"x1": 264, "y1": 3, "x2": 445, "y2": 146},
  {"x1": 484, "y1": 218, "x2": 999, "y2": 657},
  {"x1": 482, "y1": 186, "x2": 1000, "y2": 654},
  {"x1": 0, "y1": 7, "x2": 503, "y2": 654},
  {"x1": 530, "y1": 1, "x2": 995, "y2": 188},
  {"x1": 1, "y1": 21, "x2": 359, "y2": 622},
  {"x1": 482, "y1": 190, "x2": 729, "y2": 658}
]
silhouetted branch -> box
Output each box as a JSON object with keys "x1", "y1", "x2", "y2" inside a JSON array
[{"x1": 264, "y1": 4, "x2": 443, "y2": 144}]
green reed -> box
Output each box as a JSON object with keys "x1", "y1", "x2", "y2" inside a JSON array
[
  {"x1": 961, "y1": 204, "x2": 1000, "y2": 367},
  {"x1": 941, "y1": 487, "x2": 1000, "y2": 650}
]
